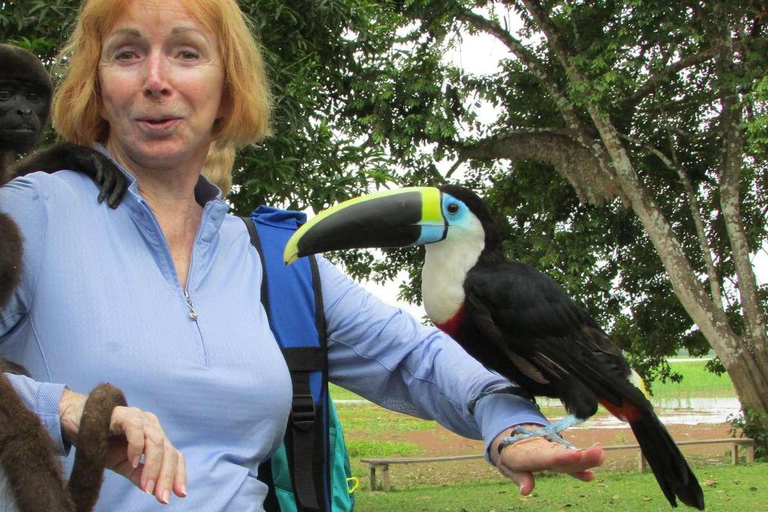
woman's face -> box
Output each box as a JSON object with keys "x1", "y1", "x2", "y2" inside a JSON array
[{"x1": 98, "y1": 0, "x2": 225, "y2": 171}]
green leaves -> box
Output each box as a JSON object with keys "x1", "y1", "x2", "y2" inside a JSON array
[{"x1": 5, "y1": 0, "x2": 766, "y2": 381}]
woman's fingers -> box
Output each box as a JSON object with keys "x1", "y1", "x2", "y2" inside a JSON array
[
  {"x1": 107, "y1": 406, "x2": 186, "y2": 504},
  {"x1": 495, "y1": 463, "x2": 536, "y2": 495},
  {"x1": 173, "y1": 451, "x2": 188, "y2": 498},
  {"x1": 154, "y1": 439, "x2": 181, "y2": 504},
  {"x1": 117, "y1": 408, "x2": 148, "y2": 470},
  {"x1": 138, "y1": 414, "x2": 165, "y2": 497},
  {"x1": 499, "y1": 437, "x2": 605, "y2": 473},
  {"x1": 570, "y1": 469, "x2": 596, "y2": 482},
  {"x1": 495, "y1": 435, "x2": 606, "y2": 495}
]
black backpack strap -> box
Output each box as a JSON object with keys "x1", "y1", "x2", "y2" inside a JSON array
[
  {"x1": 241, "y1": 215, "x2": 330, "y2": 511},
  {"x1": 241, "y1": 217, "x2": 280, "y2": 512},
  {"x1": 280, "y1": 252, "x2": 328, "y2": 511}
]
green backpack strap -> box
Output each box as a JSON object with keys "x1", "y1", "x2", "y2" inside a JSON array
[
  {"x1": 271, "y1": 400, "x2": 356, "y2": 512},
  {"x1": 328, "y1": 400, "x2": 356, "y2": 510}
]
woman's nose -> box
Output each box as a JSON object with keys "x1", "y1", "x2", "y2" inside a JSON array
[{"x1": 143, "y1": 53, "x2": 170, "y2": 98}]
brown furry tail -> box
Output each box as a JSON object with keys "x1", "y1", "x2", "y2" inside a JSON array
[
  {"x1": 67, "y1": 383, "x2": 127, "y2": 512},
  {"x1": 630, "y1": 409, "x2": 705, "y2": 509},
  {"x1": 0, "y1": 373, "x2": 77, "y2": 511}
]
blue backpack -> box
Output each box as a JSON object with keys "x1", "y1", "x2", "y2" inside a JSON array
[{"x1": 242, "y1": 208, "x2": 357, "y2": 512}]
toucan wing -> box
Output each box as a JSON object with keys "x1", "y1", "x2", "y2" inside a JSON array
[{"x1": 463, "y1": 260, "x2": 642, "y2": 408}]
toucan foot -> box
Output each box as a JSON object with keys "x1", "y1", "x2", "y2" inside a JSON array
[{"x1": 498, "y1": 415, "x2": 584, "y2": 453}]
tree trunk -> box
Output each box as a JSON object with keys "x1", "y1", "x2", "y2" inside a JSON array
[{"x1": 727, "y1": 347, "x2": 768, "y2": 435}]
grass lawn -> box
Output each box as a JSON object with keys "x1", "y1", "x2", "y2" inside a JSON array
[
  {"x1": 353, "y1": 464, "x2": 768, "y2": 511},
  {"x1": 650, "y1": 359, "x2": 735, "y2": 399}
]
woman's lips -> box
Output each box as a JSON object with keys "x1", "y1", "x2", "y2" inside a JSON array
[{"x1": 137, "y1": 117, "x2": 182, "y2": 133}]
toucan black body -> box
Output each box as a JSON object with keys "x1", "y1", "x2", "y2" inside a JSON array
[{"x1": 285, "y1": 184, "x2": 704, "y2": 510}]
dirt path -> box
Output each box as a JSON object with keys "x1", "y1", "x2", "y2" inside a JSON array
[
  {"x1": 405, "y1": 422, "x2": 734, "y2": 458},
  {"x1": 350, "y1": 422, "x2": 739, "y2": 490}
]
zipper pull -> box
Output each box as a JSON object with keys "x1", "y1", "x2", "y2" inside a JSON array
[{"x1": 184, "y1": 290, "x2": 198, "y2": 320}]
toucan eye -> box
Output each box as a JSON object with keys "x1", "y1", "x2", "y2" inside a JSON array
[{"x1": 446, "y1": 202, "x2": 460, "y2": 214}]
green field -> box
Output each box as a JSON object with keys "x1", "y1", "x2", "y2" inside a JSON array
[
  {"x1": 353, "y1": 464, "x2": 768, "y2": 511},
  {"x1": 330, "y1": 357, "x2": 749, "y2": 509},
  {"x1": 649, "y1": 359, "x2": 735, "y2": 399}
]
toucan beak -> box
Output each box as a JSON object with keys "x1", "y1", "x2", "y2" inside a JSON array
[{"x1": 284, "y1": 186, "x2": 446, "y2": 264}]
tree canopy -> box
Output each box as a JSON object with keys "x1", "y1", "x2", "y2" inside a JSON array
[{"x1": 3, "y1": 0, "x2": 767, "y2": 446}]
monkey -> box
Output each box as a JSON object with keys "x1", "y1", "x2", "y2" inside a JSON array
[
  {"x1": 0, "y1": 46, "x2": 52, "y2": 176},
  {"x1": 0, "y1": 43, "x2": 129, "y2": 512},
  {"x1": 0, "y1": 44, "x2": 126, "y2": 204}
]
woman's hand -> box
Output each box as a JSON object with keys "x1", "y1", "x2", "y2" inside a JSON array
[
  {"x1": 490, "y1": 424, "x2": 605, "y2": 495},
  {"x1": 59, "y1": 389, "x2": 187, "y2": 505}
]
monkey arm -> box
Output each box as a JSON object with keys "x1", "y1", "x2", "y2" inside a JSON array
[
  {"x1": 0, "y1": 212, "x2": 22, "y2": 311},
  {"x1": 11, "y1": 143, "x2": 127, "y2": 208}
]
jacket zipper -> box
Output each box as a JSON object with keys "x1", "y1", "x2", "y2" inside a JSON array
[{"x1": 184, "y1": 289, "x2": 198, "y2": 320}]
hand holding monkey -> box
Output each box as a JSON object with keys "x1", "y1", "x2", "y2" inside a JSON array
[{"x1": 59, "y1": 389, "x2": 188, "y2": 505}]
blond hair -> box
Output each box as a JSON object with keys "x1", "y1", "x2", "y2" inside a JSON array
[
  {"x1": 52, "y1": 0, "x2": 272, "y2": 150},
  {"x1": 201, "y1": 142, "x2": 236, "y2": 197}
]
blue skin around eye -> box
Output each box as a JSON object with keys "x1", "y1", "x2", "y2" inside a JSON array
[
  {"x1": 415, "y1": 196, "x2": 470, "y2": 245},
  {"x1": 417, "y1": 224, "x2": 448, "y2": 245}
]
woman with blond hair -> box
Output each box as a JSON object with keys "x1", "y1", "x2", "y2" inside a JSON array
[{"x1": 0, "y1": 0, "x2": 603, "y2": 510}]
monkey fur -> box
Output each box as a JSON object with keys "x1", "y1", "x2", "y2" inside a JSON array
[{"x1": 0, "y1": 44, "x2": 128, "y2": 512}]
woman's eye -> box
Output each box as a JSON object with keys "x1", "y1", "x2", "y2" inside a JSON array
[
  {"x1": 178, "y1": 50, "x2": 200, "y2": 60},
  {"x1": 115, "y1": 50, "x2": 138, "y2": 61},
  {"x1": 447, "y1": 203, "x2": 460, "y2": 214}
]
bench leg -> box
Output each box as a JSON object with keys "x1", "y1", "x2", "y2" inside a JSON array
[
  {"x1": 368, "y1": 465, "x2": 377, "y2": 491},
  {"x1": 731, "y1": 445, "x2": 739, "y2": 465},
  {"x1": 382, "y1": 464, "x2": 391, "y2": 492},
  {"x1": 638, "y1": 452, "x2": 646, "y2": 473},
  {"x1": 747, "y1": 444, "x2": 755, "y2": 464}
]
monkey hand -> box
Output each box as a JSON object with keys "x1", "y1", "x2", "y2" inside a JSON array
[
  {"x1": 490, "y1": 424, "x2": 605, "y2": 496},
  {"x1": 60, "y1": 389, "x2": 187, "y2": 505},
  {"x1": 12, "y1": 142, "x2": 128, "y2": 208}
]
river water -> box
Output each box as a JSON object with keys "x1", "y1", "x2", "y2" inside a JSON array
[
  {"x1": 336, "y1": 396, "x2": 743, "y2": 427},
  {"x1": 537, "y1": 397, "x2": 743, "y2": 428}
]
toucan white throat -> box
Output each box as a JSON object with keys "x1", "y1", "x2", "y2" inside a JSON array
[{"x1": 421, "y1": 213, "x2": 485, "y2": 325}]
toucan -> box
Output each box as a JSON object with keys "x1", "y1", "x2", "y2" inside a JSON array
[{"x1": 284, "y1": 185, "x2": 705, "y2": 510}]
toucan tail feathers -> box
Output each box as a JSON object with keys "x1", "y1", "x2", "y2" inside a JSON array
[{"x1": 630, "y1": 411, "x2": 705, "y2": 510}]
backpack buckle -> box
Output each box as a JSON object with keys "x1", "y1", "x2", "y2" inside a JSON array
[{"x1": 291, "y1": 392, "x2": 316, "y2": 430}]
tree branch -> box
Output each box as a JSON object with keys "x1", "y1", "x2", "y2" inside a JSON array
[
  {"x1": 455, "y1": 6, "x2": 621, "y2": 203},
  {"x1": 619, "y1": 49, "x2": 718, "y2": 113},
  {"x1": 619, "y1": 132, "x2": 724, "y2": 311},
  {"x1": 713, "y1": 8, "x2": 768, "y2": 354},
  {"x1": 619, "y1": 36, "x2": 768, "y2": 114},
  {"x1": 458, "y1": 129, "x2": 611, "y2": 204}
]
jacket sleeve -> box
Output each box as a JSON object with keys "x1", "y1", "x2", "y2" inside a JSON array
[
  {"x1": 0, "y1": 175, "x2": 70, "y2": 456},
  {"x1": 319, "y1": 256, "x2": 547, "y2": 460}
]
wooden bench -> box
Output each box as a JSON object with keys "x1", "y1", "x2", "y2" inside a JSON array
[{"x1": 361, "y1": 437, "x2": 755, "y2": 491}]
